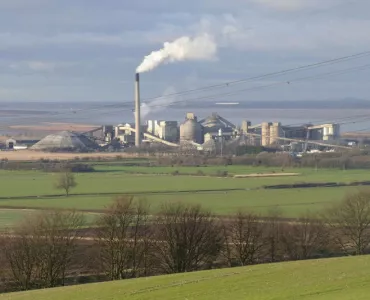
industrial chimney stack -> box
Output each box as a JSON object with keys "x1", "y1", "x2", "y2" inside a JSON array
[{"x1": 135, "y1": 73, "x2": 141, "y2": 147}]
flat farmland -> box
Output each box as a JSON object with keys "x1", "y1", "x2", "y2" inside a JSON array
[
  {"x1": 0, "y1": 165, "x2": 368, "y2": 227},
  {"x1": 0, "y1": 167, "x2": 368, "y2": 197},
  {"x1": 0, "y1": 187, "x2": 358, "y2": 218}
]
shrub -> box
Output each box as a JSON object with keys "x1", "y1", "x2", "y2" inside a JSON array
[
  {"x1": 215, "y1": 170, "x2": 228, "y2": 177},
  {"x1": 196, "y1": 170, "x2": 205, "y2": 176}
]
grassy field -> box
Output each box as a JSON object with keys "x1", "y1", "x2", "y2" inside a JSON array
[
  {"x1": 0, "y1": 187, "x2": 357, "y2": 217},
  {"x1": 0, "y1": 210, "x2": 35, "y2": 228},
  {"x1": 0, "y1": 167, "x2": 368, "y2": 197},
  {"x1": 3, "y1": 255, "x2": 370, "y2": 300},
  {"x1": 0, "y1": 165, "x2": 368, "y2": 227}
]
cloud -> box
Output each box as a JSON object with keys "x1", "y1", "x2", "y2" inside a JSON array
[
  {"x1": 249, "y1": 0, "x2": 349, "y2": 12},
  {"x1": 1, "y1": 0, "x2": 370, "y2": 103},
  {"x1": 9, "y1": 61, "x2": 77, "y2": 73},
  {"x1": 26, "y1": 61, "x2": 56, "y2": 72},
  {"x1": 0, "y1": 0, "x2": 50, "y2": 9}
]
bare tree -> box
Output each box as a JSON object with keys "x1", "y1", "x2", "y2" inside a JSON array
[
  {"x1": 55, "y1": 170, "x2": 77, "y2": 196},
  {"x1": 4, "y1": 210, "x2": 85, "y2": 290},
  {"x1": 3, "y1": 228, "x2": 39, "y2": 290},
  {"x1": 264, "y1": 207, "x2": 283, "y2": 262},
  {"x1": 95, "y1": 196, "x2": 153, "y2": 280},
  {"x1": 36, "y1": 210, "x2": 85, "y2": 287},
  {"x1": 224, "y1": 211, "x2": 265, "y2": 266},
  {"x1": 324, "y1": 190, "x2": 370, "y2": 255},
  {"x1": 280, "y1": 213, "x2": 329, "y2": 260},
  {"x1": 154, "y1": 202, "x2": 223, "y2": 274}
]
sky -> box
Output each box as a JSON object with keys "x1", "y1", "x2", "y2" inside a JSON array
[{"x1": 1, "y1": 0, "x2": 370, "y2": 103}]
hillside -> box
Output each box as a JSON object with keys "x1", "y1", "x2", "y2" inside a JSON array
[{"x1": 3, "y1": 256, "x2": 370, "y2": 300}]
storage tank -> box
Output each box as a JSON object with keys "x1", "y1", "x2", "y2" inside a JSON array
[
  {"x1": 269, "y1": 122, "x2": 281, "y2": 145},
  {"x1": 323, "y1": 126, "x2": 329, "y2": 137},
  {"x1": 261, "y1": 122, "x2": 270, "y2": 146},
  {"x1": 328, "y1": 126, "x2": 334, "y2": 135},
  {"x1": 180, "y1": 113, "x2": 203, "y2": 143}
]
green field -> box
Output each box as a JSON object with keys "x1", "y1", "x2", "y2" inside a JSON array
[
  {"x1": 0, "y1": 187, "x2": 358, "y2": 216},
  {"x1": 0, "y1": 165, "x2": 368, "y2": 227},
  {"x1": 3, "y1": 255, "x2": 370, "y2": 300},
  {"x1": 0, "y1": 210, "x2": 36, "y2": 228}
]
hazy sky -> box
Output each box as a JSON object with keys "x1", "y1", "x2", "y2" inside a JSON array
[{"x1": 1, "y1": 0, "x2": 370, "y2": 103}]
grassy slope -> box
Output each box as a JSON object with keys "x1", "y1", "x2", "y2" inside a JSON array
[{"x1": 3, "y1": 256, "x2": 370, "y2": 300}]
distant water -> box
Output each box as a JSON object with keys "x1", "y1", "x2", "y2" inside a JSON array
[{"x1": 1, "y1": 102, "x2": 369, "y2": 134}]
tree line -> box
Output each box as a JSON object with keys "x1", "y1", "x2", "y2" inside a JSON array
[{"x1": 2, "y1": 190, "x2": 370, "y2": 292}]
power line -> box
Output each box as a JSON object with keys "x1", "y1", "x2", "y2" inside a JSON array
[
  {"x1": 3, "y1": 49, "x2": 370, "y2": 127},
  {"x1": 138, "y1": 62, "x2": 370, "y2": 111},
  {"x1": 140, "y1": 50, "x2": 370, "y2": 102},
  {"x1": 28, "y1": 61, "x2": 370, "y2": 126}
]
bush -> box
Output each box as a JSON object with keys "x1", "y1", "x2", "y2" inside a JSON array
[
  {"x1": 215, "y1": 170, "x2": 228, "y2": 177},
  {"x1": 196, "y1": 170, "x2": 205, "y2": 176},
  {"x1": 171, "y1": 170, "x2": 180, "y2": 176}
]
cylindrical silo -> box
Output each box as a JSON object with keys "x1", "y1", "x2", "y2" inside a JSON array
[
  {"x1": 261, "y1": 122, "x2": 270, "y2": 146},
  {"x1": 180, "y1": 114, "x2": 203, "y2": 144},
  {"x1": 269, "y1": 122, "x2": 281, "y2": 145}
]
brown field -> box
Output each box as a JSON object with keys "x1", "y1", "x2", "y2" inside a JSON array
[
  {"x1": 342, "y1": 132, "x2": 370, "y2": 138},
  {"x1": 9, "y1": 122, "x2": 99, "y2": 133},
  {"x1": 0, "y1": 150, "x2": 144, "y2": 161},
  {"x1": 0, "y1": 122, "x2": 100, "y2": 144}
]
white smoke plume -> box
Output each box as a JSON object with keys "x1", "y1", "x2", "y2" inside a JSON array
[
  {"x1": 140, "y1": 86, "x2": 181, "y2": 120},
  {"x1": 136, "y1": 33, "x2": 217, "y2": 73}
]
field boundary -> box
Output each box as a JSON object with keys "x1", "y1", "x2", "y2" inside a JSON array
[
  {"x1": 1, "y1": 180, "x2": 369, "y2": 201},
  {"x1": 264, "y1": 181, "x2": 370, "y2": 190}
]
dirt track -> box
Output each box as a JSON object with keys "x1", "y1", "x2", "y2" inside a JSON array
[{"x1": 234, "y1": 173, "x2": 300, "y2": 178}]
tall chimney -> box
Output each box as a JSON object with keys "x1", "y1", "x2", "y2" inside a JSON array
[{"x1": 135, "y1": 73, "x2": 141, "y2": 147}]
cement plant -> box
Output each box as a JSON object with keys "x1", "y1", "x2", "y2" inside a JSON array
[
  {"x1": 84, "y1": 73, "x2": 348, "y2": 155},
  {"x1": 0, "y1": 73, "x2": 354, "y2": 154}
]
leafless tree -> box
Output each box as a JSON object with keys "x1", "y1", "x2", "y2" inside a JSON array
[
  {"x1": 55, "y1": 169, "x2": 77, "y2": 196},
  {"x1": 223, "y1": 211, "x2": 265, "y2": 266},
  {"x1": 95, "y1": 196, "x2": 153, "y2": 280},
  {"x1": 280, "y1": 213, "x2": 329, "y2": 260},
  {"x1": 4, "y1": 210, "x2": 85, "y2": 290},
  {"x1": 324, "y1": 190, "x2": 370, "y2": 255},
  {"x1": 36, "y1": 210, "x2": 85, "y2": 287},
  {"x1": 3, "y1": 228, "x2": 39, "y2": 290},
  {"x1": 264, "y1": 207, "x2": 283, "y2": 262},
  {"x1": 154, "y1": 202, "x2": 223, "y2": 274}
]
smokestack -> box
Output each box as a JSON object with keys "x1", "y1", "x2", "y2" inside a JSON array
[{"x1": 135, "y1": 73, "x2": 141, "y2": 147}]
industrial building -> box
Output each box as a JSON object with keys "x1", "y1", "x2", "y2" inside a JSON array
[
  {"x1": 147, "y1": 120, "x2": 178, "y2": 142},
  {"x1": 5, "y1": 138, "x2": 40, "y2": 150},
  {"x1": 110, "y1": 111, "x2": 342, "y2": 152},
  {"x1": 127, "y1": 72, "x2": 345, "y2": 152}
]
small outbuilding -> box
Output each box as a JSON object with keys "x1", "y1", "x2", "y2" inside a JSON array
[{"x1": 5, "y1": 138, "x2": 39, "y2": 150}]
